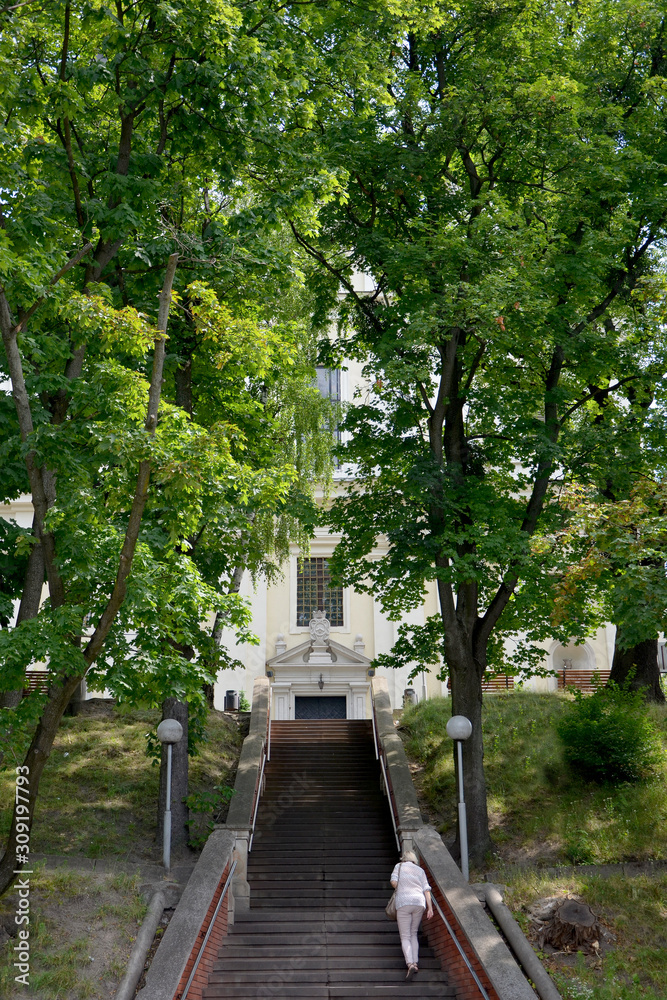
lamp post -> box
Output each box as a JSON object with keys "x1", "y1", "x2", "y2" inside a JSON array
[
  {"x1": 157, "y1": 718, "x2": 184, "y2": 872},
  {"x1": 446, "y1": 715, "x2": 473, "y2": 881}
]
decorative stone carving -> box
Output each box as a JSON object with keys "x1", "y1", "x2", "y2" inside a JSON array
[
  {"x1": 354, "y1": 633, "x2": 365, "y2": 654},
  {"x1": 275, "y1": 633, "x2": 287, "y2": 655},
  {"x1": 309, "y1": 609, "x2": 330, "y2": 643},
  {"x1": 305, "y1": 610, "x2": 334, "y2": 665}
]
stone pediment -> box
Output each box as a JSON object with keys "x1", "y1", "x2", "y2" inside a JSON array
[
  {"x1": 267, "y1": 636, "x2": 372, "y2": 669},
  {"x1": 267, "y1": 612, "x2": 372, "y2": 670}
]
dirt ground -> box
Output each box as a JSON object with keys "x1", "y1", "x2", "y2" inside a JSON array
[{"x1": 0, "y1": 867, "x2": 149, "y2": 1000}]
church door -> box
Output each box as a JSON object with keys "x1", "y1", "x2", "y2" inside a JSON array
[{"x1": 294, "y1": 696, "x2": 347, "y2": 720}]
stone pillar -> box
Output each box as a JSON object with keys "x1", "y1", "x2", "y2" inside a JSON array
[{"x1": 230, "y1": 831, "x2": 250, "y2": 915}]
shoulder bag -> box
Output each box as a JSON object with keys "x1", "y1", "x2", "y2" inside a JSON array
[{"x1": 385, "y1": 863, "x2": 402, "y2": 920}]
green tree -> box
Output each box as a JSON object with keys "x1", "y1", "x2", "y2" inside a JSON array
[
  {"x1": 553, "y1": 483, "x2": 667, "y2": 703},
  {"x1": 274, "y1": 0, "x2": 667, "y2": 860},
  {"x1": 549, "y1": 273, "x2": 667, "y2": 705},
  {"x1": 0, "y1": 253, "x2": 187, "y2": 894},
  {"x1": 0, "y1": 0, "x2": 339, "y2": 890},
  {"x1": 142, "y1": 269, "x2": 336, "y2": 849}
]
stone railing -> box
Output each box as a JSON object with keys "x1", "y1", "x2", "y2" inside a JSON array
[
  {"x1": 133, "y1": 676, "x2": 270, "y2": 1000},
  {"x1": 223, "y1": 675, "x2": 270, "y2": 915},
  {"x1": 134, "y1": 828, "x2": 235, "y2": 1000}
]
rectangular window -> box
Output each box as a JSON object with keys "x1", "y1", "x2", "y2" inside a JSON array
[
  {"x1": 296, "y1": 557, "x2": 344, "y2": 627},
  {"x1": 316, "y1": 367, "x2": 342, "y2": 452},
  {"x1": 316, "y1": 367, "x2": 341, "y2": 402}
]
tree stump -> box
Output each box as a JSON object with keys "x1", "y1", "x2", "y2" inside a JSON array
[{"x1": 537, "y1": 899, "x2": 601, "y2": 954}]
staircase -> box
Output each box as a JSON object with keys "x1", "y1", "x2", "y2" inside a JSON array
[{"x1": 203, "y1": 720, "x2": 454, "y2": 998}]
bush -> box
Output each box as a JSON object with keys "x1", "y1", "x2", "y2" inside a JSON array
[{"x1": 556, "y1": 684, "x2": 664, "y2": 784}]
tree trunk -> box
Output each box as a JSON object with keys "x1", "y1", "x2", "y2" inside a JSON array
[
  {"x1": 65, "y1": 679, "x2": 87, "y2": 716},
  {"x1": 0, "y1": 690, "x2": 23, "y2": 709},
  {"x1": 174, "y1": 357, "x2": 193, "y2": 417},
  {"x1": 608, "y1": 636, "x2": 665, "y2": 703},
  {"x1": 17, "y1": 537, "x2": 45, "y2": 624},
  {"x1": 447, "y1": 651, "x2": 492, "y2": 866},
  {"x1": 0, "y1": 673, "x2": 83, "y2": 895},
  {"x1": 156, "y1": 698, "x2": 189, "y2": 852}
]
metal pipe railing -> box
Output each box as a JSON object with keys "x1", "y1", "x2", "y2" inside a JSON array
[
  {"x1": 370, "y1": 685, "x2": 379, "y2": 759},
  {"x1": 371, "y1": 682, "x2": 400, "y2": 850},
  {"x1": 248, "y1": 746, "x2": 267, "y2": 852},
  {"x1": 181, "y1": 859, "x2": 237, "y2": 1000},
  {"x1": 430, "y1": 894, "x2": 491, "y2": 1000},
  {"x1": 378, "y1": 753, "x2": 400, "y2": 851}
]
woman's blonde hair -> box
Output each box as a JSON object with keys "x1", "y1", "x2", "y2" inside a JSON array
[{"x1": 401, "y1": 850, "x2": 418, "y2": 864}]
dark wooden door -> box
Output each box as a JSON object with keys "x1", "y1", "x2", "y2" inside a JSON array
[{"x1": 294, "y1": 696, "x2": 347, "y2": 720}]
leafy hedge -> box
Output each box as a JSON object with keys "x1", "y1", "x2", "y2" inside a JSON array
[{"x1": 556, "y1": 684, "x2": 665, "y2": 784}]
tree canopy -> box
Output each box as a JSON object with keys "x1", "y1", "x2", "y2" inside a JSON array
[
  {"x1": 0, "y1": 0, "x2": 341, "y2": 894},
  {"x1": 266, "y1": 0, "x2": 667, "y2": 858},
  {"x1": 2, "y1": 0, "x2": 667, "y2": 877}
]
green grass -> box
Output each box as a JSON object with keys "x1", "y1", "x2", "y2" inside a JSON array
[
  {"x1": 400, "y1": 692, "x2": 667, "y2": 864},
  {"x1": 0, "y1": 704, "x2": 243, "y2": 860},
  {"x1": 0, "y1": 703, "x2": 243, "y2": 997},
  {"x1": 400, "y1": 692, "x2": 667, "y2": 999}
]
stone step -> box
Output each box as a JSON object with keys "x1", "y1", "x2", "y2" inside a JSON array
[
  {"x1": 223, "y1": 932, "x2": 418, "y2": 947},
  {"x1": 220, "y1": 945, "x2": 434, "y2": 959},
  {"x1": 215, "y1": 958, "x2": 441, "y2": 971},
  {"x1": 233, "y1": 909, "x2": 401, "y2": 923},
  {"x1": 203, "y1": 986, "x2": 451, "y2": 998},
  {"x1": 208, "y1": 969, "x2": 448, "y2": 984}
]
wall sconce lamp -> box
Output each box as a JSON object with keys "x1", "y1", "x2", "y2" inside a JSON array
[{"x1": 318, "y1": 673, "x2": 324, "y2": 690}]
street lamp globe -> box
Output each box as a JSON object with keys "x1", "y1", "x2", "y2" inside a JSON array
[
  {"x1": 157, "y1": 719, "x2": 183, "y2": 744},
  {"x1": 446, "y1": 715, "x2": 473, "y2": 741},
  {"x1": 445, "y1": 714, "x2": 473, "y2": 883}
]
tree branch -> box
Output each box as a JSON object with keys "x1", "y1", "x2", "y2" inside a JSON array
[
  {"x1": 288, "y1": 221, "x2": 384, "y2": 334},
  {"x1": 560, "y1": 376, "x2": 639, "y2": 424},
  {"x1": 14, "y1": 243, "x2": 93, "y2": 334},
  {"x1": 83, "y1": 253, "x2": 178, "y2": 664}
]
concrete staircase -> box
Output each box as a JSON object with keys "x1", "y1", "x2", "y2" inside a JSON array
[{"x1": 203, "y1": 720, "x2": 455, "y2": 998}]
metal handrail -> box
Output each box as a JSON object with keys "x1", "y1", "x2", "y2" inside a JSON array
[
  {"x1": 378, "y1": 752, "x2": 400, "y2": 851},
  {"x1": 248, "y1": 745, "x2": 267, "y2": 853},
  {"x1": 181, "y1": 859, "x2": 237, "y2": 1000},
  {"x1": 371, "y1": 683, "x2": 399, "y2": 850},
  {"x1": 430, "y1": 894, "x2": 491, "y2": 1000},
  {"x1": 267, "y1": 700, "x2": 271, "y2": 761},
  {"x1": 370, "y1": 684, "x2": 379, "y2": 759}
]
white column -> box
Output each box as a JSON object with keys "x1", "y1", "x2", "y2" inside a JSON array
[
  {"x1": 272, "y1": 683, "x2": 291, "y2": 720},
  {"x1": 350, "y1": 682, "x2": 369, "y2": 720}
]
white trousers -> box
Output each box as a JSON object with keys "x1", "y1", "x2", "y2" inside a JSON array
[{"x1": 396, "y1": 904, "x2": 424, "y2": 966}]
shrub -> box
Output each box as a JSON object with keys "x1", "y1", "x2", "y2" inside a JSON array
[{"x1": 556, "y1": 684, "x2": 664, "y2": 784}]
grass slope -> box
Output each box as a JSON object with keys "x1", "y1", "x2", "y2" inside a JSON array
[
  {"x1": 0, "y1": 869, "x2": 147, "y2": 1000},
  {"x1": 0, "y1": 701, "x2": 243, "y2": 999},
  {"x1": 400, "y1": 693, "x2": 667, "y2": 1000},
  {"x1": 401, "y1": 692, "x2": 667, "y2": 864},
  {"x1": 0, "y1": 701, "x2": 243, "y2": 859}
]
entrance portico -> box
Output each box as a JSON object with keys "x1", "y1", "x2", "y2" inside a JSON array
[{"x1": 266, "y1": 611, "x2": 374, "y2": 720}]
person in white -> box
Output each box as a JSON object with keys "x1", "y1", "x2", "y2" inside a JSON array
[{"x1": 390, "y1": 850, "x2": 434, "y2": 978}]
